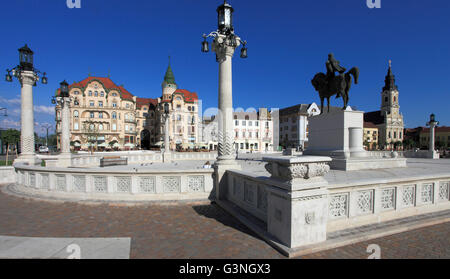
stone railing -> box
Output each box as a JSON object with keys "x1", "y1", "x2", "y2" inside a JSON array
[
  {"x1": 224, "y1": 156, "x2": 450, "y2": 250},
  {"x1": 12, "y1": 164, "x2": 214, "y2": 202},
  {"x1": 40, "y1": 151, "x2": 218, "y2": 168},
  {"x1": 0, "y1": 167, "x2": 15, "y2": 184}
]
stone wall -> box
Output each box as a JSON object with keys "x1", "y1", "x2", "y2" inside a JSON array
[
  {"x1": 0, "y1": 167, "x2": 15, "y2": 184},
  {"x1": 12, "y1": 165, "x2": 214, "y2": 202}
]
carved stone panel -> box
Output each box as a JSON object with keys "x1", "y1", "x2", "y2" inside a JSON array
[
  {"x1": 94, "y1": 176, "x2": 107, "y2": 193},
  {"x1": 329, "y1": 193, "x2": 349, "y2": 218},
  {"x1": 162, "y1": 176, "x2": 181, "y2": 193},
  {"x1": 188, "y1": 176, "x2": 205, "y2": 192},
  {"x1": 139, "y1": 176, "x2": 156, "y2": 193},
  {"x1": 116, "y1": 176, "x2": 131, "y2": 193}
]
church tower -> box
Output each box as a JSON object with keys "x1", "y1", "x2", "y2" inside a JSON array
[
  {"x1": 381, "y1": 60, "x2": 400, "y2": 116},
  {"x1": 162, "y1": 57, "x2": 177, "y2": 101}
]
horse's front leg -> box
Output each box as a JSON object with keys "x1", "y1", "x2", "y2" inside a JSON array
[
  {"x1": 320, "y1": 97, "x2": 324, "y2": 115},
  {"x1": 327, "y1": 97, "x2": 330, "y2": 113}
]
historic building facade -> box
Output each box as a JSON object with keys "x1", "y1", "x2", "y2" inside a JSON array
[
  {"x1": 55, "y1": 63, "x2": 199, "y2": 151},
  {"x1": 363, "y1": 121, "x2": 379, "y2": 150},
  {"x1": 201, "y1": 108, "x2": 274, "y2": 152},
  {"x1": 420, "y1": 126, "x2": 450, "y2": 149},
  {"x1": 364, "y1": 61, "x2": 404, "y2": 149},
  {"x1": 278, "y1": 103, "x2": 320, "y2": 150}
]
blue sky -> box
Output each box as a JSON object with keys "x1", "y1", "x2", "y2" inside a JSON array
[{"x1": 0, "y1": 0, "x2": 449, "y2": 135}]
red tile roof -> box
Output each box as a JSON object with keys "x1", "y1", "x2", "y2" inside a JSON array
[
  {"x1": 364, "y1": 122, "x2": 378, "y2": 129},
  {"x1": 59, "y1": 77, "x2": 135, "y2": 101},
  {"x1": 421, "y1": 126, "x2": 450, "y2": 133},
  {"x1": 136, "y1": 98, "x2": 158, "y2": 109},
  {"x1": 174, "y1": 89, "x2": 198, "y2": 103}
]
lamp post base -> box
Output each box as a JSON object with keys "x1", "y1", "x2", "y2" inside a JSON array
[{"x1": 14, "y1": 154, "x2": 39, "y2": 166}]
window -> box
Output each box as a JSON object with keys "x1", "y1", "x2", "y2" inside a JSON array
[
  {"x1": 240, "y1": 143, "x2": 244, "y2": 149},
  {"x1": 256, "y1": 121, "x2": 259, "y2": 126},
  {"x1": 88, "y1": 91, "x2": 92, "y2": 96},
  {"x1": 235, "y1": 120, "x2": 238, "y2": 126},
  {"x1": 388, "y1": 131, "x2": 391, "y2": 138},
  {"x1": 99, "y1": 112, "x2": 103, "y2": 119},
  {"x1": 99, "y1": 124, "x2": 103, "y2": 131},
  {"x1": 188, "y1": 106, "x2": 192, "y2": 111},
  {"x1": 112, "y1": 102, "x2": 117, "y2": 108},
  {"x1": 234, "y1": 115, "x2": 237, "y2": 120},
  {"x1": 192, "y1": 106, "x2": 195, "y2": 112},
  {"x1": 74, "y1": 122, "x2": 79, "y2": 130},
  {"x1": 94, "y1": 91, "x2": 98, "y2": 97},
  {"x1": 73, "y1": 111, "x2": 79, "y2": 118},
  {"x1": 266, "y1": 122, "x2": 269, "y2": 128},
  {"x1": 256, "y1": 132, "x2": 259, "y2": 138},
  {"x1": 126, "y1": 103, "x2": 130, "y2": 109},
  {"x1": 394, "y1": 132, "x2": 397, "y2": 139},
  {"x1": 90, "y1": 101, "x2": 94, "y2": 107},
  {"x1": 100, "y1": 91, "x2": 104, "y2": 97},
  {"x1": 112, "y1": 123, "x2": 117, "y2": 131},
  {"x1": 249, "y1": 121, "x2": 252, "y2": 126},
  {"x1": 112, "y1": 93, "x2": 117, "y2": 97},
  {"x1": 177, "y1": 115, "x2": 182, "y2": 121},
  {"x1": 112, "y1": 112, "x2": 117, "y2": 119},
  {"x1": 90, "y1": 112, "x2": 94, "y2": 118},
  {"x1": 98, "y1": 101, "x2": 103, "y2": 107},
  {"x1": 249, "y1": 132, "x2": 252, "y2": 138},
  {"x1": 242, "y1": 121, "x2": 246, "y2": 126},
  {"x1": 125, "y1": 125, "x2": 129, "y2": 131},
  {"x1": 236, "y1": 131, "x2": 239, "y2": 138}
]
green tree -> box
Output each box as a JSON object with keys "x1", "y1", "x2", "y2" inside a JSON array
[
  {"x1": 0, "y1": 129, "x2": 20, "y2": 166},
  {"x1": 82, "y1": 120, "x2": 99, "y2": 154}
]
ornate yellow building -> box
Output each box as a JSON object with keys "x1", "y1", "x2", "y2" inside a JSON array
[{"x1": 55, "y1": 63, "x2": 199, "y2": 151}]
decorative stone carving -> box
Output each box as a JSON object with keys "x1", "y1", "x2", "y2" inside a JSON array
[
  {"x1": 29, "y1": 173, "x2": 36, "y2": 188},
  {"x1": 40, "y1": 174, "x2": 50, "y2": 190},
  {"x1": 264, "y1": 156, "x2": 331, "y2": 182},
  {"x1": 381, "y1": 188, "x2": 396, "y2": 210},
  {"x1": 329, "y1": 193, "x2": 348, "y2": 218},
  {"x1": 439, "y1": 182, "x2": 449, "y2": 202},
  {"x1": 94, "y1": 176, "x2": 107, "y2": 193},
  {"x1": 139, "y1": 176, "x2": 156, "y2": 193},
  {"x1": 402, "y1": 185, "x2": 415, "y2": 207},
  {"x1": 188, "y1": 176, "x2": 205, "y2": 192},
  {"x1": 162, "y1": 176, "x2": 181, "y2": 193},
  {"x1": 305, "y1": 212, "x2": 315, "y2": 225},
  {"x1": 257, "y1": 185, "x2": 268, "y2": 212},
  {"x1": 421, "y1": 183, "x2": 433, "y2": 204},
  {"x1": 116, "y1": 176, "x2": 131, "y2": 193},
  {"x1": 56, "y1": 175, "x2": 66, "y2": 191},
  {"x1": 73, "y1": 175, "x2": 86, "y2": 192},
  {"x1": 356, "y1": 190, "x2": 374, "y2": 215}
]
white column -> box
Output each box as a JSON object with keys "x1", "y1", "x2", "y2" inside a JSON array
[
  {"x1": 16, "y1": 71, "x2": 38, "y2": 165},
  {"x1": 61, "y1": 98, "x2": 71, "y2": 155},
  {"x1": 429, "y1": 123, "x2": 436, "y2": 152},
  {"x1": 214, "y1": 36, "x2": 239, "y2": 165},
  {"x1": 164, "y1": 116, "x2": 170, "y2": 152},
  {"x1": 349, "y1": 127, "x2": 366, "y2": 158}
]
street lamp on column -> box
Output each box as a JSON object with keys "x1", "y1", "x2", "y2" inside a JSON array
[
  {"x1": 426, "y1": 113, "x2": 439, "y2": 152},
  {"x1": 160, "y1": 102, "x2": 170, "y2": 152},
  {"x1": 5, "y1": 44, "x2": 48, "y2": 165},
  {"x1": 201, "y1": 0, "x2": 247, "y2": 165},
  {"x1": 52, "y1": 81, "x2": 78, "y2": 155}
]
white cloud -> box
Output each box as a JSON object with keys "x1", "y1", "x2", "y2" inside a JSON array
[
  {"x1": 1, "y1": 118, "x2": 20, "y2": 129},
  {"x1": 34, "y1": 105, "x2": 54, "y2": 115},
  {"x1": 0, "y1": 96, "x2": 21, "y2": 106}
]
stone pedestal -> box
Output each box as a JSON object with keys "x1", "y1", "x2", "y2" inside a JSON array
[
  {"x1": 263, "y1": 156, "x2": 331, "y2": 247},
  {"x1": 162, "y1": 151, "x2": 172, "y2": 163},
  {"x1": 213, "y1": 164, "x2": 241, "y2": 201},
  {"x1": 304, "y1": 107, "x2": 366, "y2": 158},
  {"x1": 57, "y1": 153, "x2": 72, "y2": 168},
  {"x1": 304, "y1": 107, "x2": 406, "y2": 170}
]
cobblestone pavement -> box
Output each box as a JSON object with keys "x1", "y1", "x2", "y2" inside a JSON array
[{"x1": 0, "y1": 187, "x2": 449, "y2": 259}]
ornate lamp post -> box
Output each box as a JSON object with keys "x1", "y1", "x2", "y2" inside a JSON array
[
  {"x1": 159, "y1": 102, "x2": 171, "y2": 162},
  {"x1": 52, "y1": 81, "x2": 78, "y2": 166},
  {"x1": 202, "y1": 1, "x2": 247, "y2": 199},
  {"x1": 5, "y1": 44, "x2": 48, "y2": 165},
  {"x1": 201, "y1": 0, "x2": 247, "y2": 166},
  {"x1": 426, "y1": 113, "x2": 439, "y2": 158}
]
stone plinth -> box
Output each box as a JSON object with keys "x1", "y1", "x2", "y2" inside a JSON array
[
  {"x1": 304, "y1": 107, "x2": 366, "y2": 158},
  {"x1": 304, "y1": 108, "x2": 406, "y2": 170},
  {"x1": 263, "y1": 156, "x2": 332, "y2": 247}
]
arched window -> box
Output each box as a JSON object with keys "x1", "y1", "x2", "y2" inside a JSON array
[
  {"x1": 99, "y1": 124, "x2": 103, "y2": 131},
  {"x1": 245, "y1": 115, "x2": 249, "y2": 120},
  {"x1": 73, "y1": 110, "x2": 79, "y2": 118}
]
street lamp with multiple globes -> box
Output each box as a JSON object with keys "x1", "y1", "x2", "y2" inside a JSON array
[
  {"x1": 201, "y1": 0, "x2": 247, "y2": 166},
  {"x1": 52, "y1": 81, "x2": 78, "y2": 159},
  {"x1": 5, "y1": 44, "x2": 48, "y2": 165},
  {"x1": 426, "y1": 113, "x2": 439, "y2": 153}
]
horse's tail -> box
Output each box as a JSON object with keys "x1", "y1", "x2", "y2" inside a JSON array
[{"x1": 347, "y1": 67, "x2": 359, "y2": 84}]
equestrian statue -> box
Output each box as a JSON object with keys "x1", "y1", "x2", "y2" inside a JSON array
[{"x1": 311, "y1": 53, "x2": 359, "y2": 114}]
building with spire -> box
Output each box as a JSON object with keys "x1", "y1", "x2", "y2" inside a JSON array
[
  {"x1": 54, "y1": 60, "x2": 200, "y2": 151},
  {"x1": 364, "y1": 61, "x2": 405, "y2": 149}
]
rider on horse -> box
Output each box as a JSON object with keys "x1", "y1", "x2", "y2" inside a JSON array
[{"x1": 326, "y1": 53, "x2": 346, "y2": 98}]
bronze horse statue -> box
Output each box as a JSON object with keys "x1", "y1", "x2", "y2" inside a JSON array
[{"x1": 311, "y1": 67, "x2": 359, "y2": 114}]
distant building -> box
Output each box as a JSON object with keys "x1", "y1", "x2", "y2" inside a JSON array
[
  {"x1": 278, "y1": 103, "x2": 320, "y2": 150},
  {"x1": 201, "y1": 108, "x2": 275, "y2": 153},
  {"x1": 363, "y1": 122, "x2": 378, "y2": 150},
  {"x1": 420, "y1": 126, "x2": 450, "y2": 149},
  {"x1": 364, "y1": 61, "x2": 404, "y2": 149}
]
